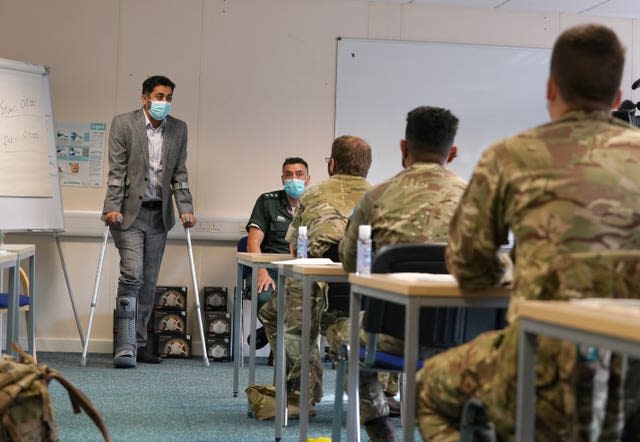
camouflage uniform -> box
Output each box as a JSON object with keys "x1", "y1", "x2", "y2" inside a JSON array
[
  {"x1": 417, "y1": 111, "x2": 640, "y2": 441},
  {"x1": 335, "y1": 162, "x2": 466, "y2": 423},
  {"x1": 258, "y1": 174, "x2": 370, "y2": 402}
]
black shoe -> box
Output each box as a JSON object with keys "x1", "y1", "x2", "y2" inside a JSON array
[
  {"x1": 460, "y1": 397, "x2": 496, "y2": 442},
  {"x1": 247, "y1": 325, "x2": 269, "y2": 350},
  {"x1": 136, "y1": 346, "x2": 162, "y2": 364},
  {"x1": 364, "y1": 417, "x2": 399, "y2": 442},
  {"x1": 386, "y1": 395, "x2": 401, "y2": 417}
]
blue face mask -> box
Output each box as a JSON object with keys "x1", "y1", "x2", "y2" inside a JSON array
[
  {"x1": 283, "y1": 179, "x2": 305, "y2": 198},
  {"x1": 149, "y1": 100, "x2": 172, "y2": 120}
]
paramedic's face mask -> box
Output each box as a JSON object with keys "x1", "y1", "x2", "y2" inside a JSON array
[{"x1": 281, "y1": 163, "x2": 309, "y2": 198}]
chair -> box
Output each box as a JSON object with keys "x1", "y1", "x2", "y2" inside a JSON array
[
  {"x1": 322, "y1": 242, "x2": 350, "y2": 314},
  {"x1": 0, "y1": 267, "x2": 33, "y2": 357},
  {"x1": 332, "y1": 243, "x2": 505, "y2": 441}
]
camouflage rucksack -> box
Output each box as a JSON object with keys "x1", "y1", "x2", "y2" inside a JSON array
[{"x1": 0, "y1": 344, "x2": 110, "y2": 441}]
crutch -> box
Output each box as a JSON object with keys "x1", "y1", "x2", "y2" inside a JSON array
[
  {"x1": 80, "y1": 223, "x2": 111, "y2": 367},
  {"x1": 185, "y1": 227, "x2": 210, "y2": 367}
]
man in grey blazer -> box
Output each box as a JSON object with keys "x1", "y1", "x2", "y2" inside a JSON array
[{"x1": 102, "y1": 75, "x2": 196, "y2": 368}]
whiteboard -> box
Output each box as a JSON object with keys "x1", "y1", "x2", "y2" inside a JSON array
[
  {"x1": 0, "y1": 58, "x2": 64, "y2": 231},
  {"x1": 335, "y1": 38, "x2": 551, "y2": 184}
]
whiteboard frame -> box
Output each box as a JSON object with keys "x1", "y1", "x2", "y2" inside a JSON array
[{"x1": 0, "y1": 58, "x2": 64, "y2": 232}]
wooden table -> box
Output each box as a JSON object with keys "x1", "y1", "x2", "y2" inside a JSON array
[
  {"x1": 347, "y1": 273, "x2": 510, "y2": 442},
  {"x1": 233, "y1": 252, "x2": 290, "y2": 401},
  {"x1": 0, "y1": 244, "x2": 35, "y2": 357},
  {"x1": 516, "y1": 299, "x2": 640, "y2": 442},
  {"x1": 274, "y1": 261, "x2": 347, "y2": 441}
]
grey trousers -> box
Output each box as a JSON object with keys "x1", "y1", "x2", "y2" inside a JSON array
[{"x1": 110, "y1": 205, "x2": 167, "y2": 348}]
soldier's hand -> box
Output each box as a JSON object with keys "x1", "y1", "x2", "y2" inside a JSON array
[{"x1": 257, "y1": 268, "x2": 276, "y2": 293}]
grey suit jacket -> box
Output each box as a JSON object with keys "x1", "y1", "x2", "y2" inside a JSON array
[{"x1": 102, "y1": 109, "x2": 193, "y2": 231}]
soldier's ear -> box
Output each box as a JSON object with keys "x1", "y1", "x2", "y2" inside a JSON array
[
  {"x1": 546, "y1": 77, "x2": 556, "y2": 102},
  {"x1": 611, "y1": 89, "x2": 622, "y2": 110},
  {"x1": 400, "y1": 140, "x2": 408, "y2": 157},
  {"x1": 447, "y1": 145, "x2": 458, "y2": 164}
]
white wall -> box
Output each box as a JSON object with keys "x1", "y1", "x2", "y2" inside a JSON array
[{"x1": 1, "y1": 0, "x2": 638, "y2": 353}]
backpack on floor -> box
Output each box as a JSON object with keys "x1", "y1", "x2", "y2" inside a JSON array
[
  {"x1": 246, "y1": 384, "x2": 277, "y2": 420},
  {"x1": 0, "y1": 343, "x2": 111, "y2": 442}
]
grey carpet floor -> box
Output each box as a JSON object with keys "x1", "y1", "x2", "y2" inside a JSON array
[{"x1": 39, "y1": 352, "x2": 356, "y2": 442}]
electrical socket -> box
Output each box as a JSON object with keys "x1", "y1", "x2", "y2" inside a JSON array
[
  {"x1": 194, "y1": 222, "x2": 220, "y2": 233},
  {"x1": 194, "y1": 223, "x2": 208, "y2": 233}
]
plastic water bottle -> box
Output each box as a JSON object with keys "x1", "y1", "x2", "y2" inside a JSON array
[
  {"x1": 296, "y1": 226, "x2": 308, "y2": 258},
  {"x1": 356, "y1": 225, "x2": 372, "y2": 275}
]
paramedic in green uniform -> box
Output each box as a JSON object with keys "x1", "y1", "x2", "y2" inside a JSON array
[{"x1": 245, "y1": 157, "x2": 310, "y2": 349}]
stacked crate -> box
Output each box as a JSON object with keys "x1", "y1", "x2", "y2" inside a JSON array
[
  {"x1": 203, "y1": 286, "x2": 232, "y2": 361},
  {"x1": 152, "y1": 286, "x2": 191, "y2": 359}
]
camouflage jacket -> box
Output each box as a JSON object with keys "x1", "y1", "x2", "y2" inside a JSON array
[
  {"x1": 286, "y1": 174, "x2": 371, "y2": 258},
  {"x1": 339, "y1": 162, "x2": 467, "y2": 272},
  {"x1": 446, "y1": 110, "x2": 640, "y2": 320}
]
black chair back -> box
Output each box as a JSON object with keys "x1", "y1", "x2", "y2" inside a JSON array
[
  {"x1": 363, "y1": 243, "x2": 505, "y2": 350},
  {"x1": 322, "y1": 243, "x2": 350, "y2": 313}
]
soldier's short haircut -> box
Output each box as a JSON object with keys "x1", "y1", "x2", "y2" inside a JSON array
[
  {"x1": 405, "y1": 106, "x2": 458, "y2": 157},
  {"x1": 551, "y1": 24, "x2": 624, "y2": 108},
  {"x1": 142, "y1": 75, "x2": 176, "y2": 95},
  {"x1": 282, "y1": 157, "x2": 309, "y2": 174},
  {"x1": 331, "y1": 135, "x2": 372, "y2": 178}
]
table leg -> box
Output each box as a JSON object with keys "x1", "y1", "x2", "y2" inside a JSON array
[
  {"x1": 6, "y1": 261, "x2": 18, "y2": 356},
  {"x1": 275, "y1": 271, "x2": 287, "y2": 440},
  {"x1": 347, "y1": 287, "x2": 361, "y2": 441},
  {"x1": 247, "y1": 265, "x2": 259, "y2": 415},
  {"x1": 27, "y1": 255, "x2": 35, "y2": 359},
  {"x1": 233, "y1": 262, "x2": 243, "y2": 397},
  {"x1": 403, "y1": 302, "x2": 419, "y2": 442},
  {"x1": 299, "y1": 278, "x2": 312, "y2": 441}
]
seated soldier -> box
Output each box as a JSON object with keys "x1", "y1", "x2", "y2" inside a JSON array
[
  {"x1": 416, "y1": 23, "x2": 640, "y2": 441},
  {"x1": 258, "y1": 135, "x2": 372, "y2": 410},
  {"x1": 331, "y1": 106, "x2": 464, "y2": 442}
]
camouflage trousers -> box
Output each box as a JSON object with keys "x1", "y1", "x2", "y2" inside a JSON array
[
  {"x1": 325, "y1": 314, "x2": 402, "y2": 423},
  {"x1": 258, "y1": 277, "x2": 325, "y2": 403},
  {"x1": 416, "y1": 320, "x2": 589, "y2": 442}
]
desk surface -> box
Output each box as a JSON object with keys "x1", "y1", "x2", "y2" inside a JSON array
[
  {"x1": 516, "y1": 300, "x2": 640, "y2": 343},
  {"x1": 349, "y1": 273, "x2": 511, "y2": 297},
  {"x1": 288, "y1": 263, "x2": 346, "y2": 276},
  {"x1": 236, "y1": 252, "x2": 291, "y2": 263},
  {"x1": 0, "y1": 244, "x2": 36, "y2": 254}
]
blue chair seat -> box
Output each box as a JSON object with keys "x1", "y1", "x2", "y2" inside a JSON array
[
  {"x1": 0, "y1": 293, "x2": 30, "y2": 308},
  {"x1": 359, "y1": 346, "x2": 424, "y2": 371}
]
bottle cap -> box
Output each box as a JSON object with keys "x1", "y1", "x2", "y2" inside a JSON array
[
  {"x1": 298, "y1": 226, "x2": 307, "y2": 235},
  {"x1": 358, "y1": 225, "x2": 371, "y2": 239}
]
